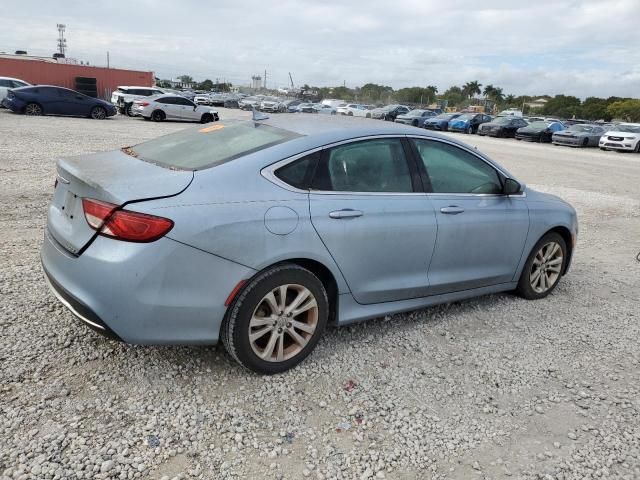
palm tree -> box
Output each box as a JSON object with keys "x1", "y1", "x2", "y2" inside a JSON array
[
  {"x1": 505, "y1": 94, "x2": 516, "y2": 105},
  {"x1": 425, "y1": 85, "x2": 438, "y2": 104},
  {"x1": 483, "y1": 84, "x2": 496, "y2": 99},
  {"x1": 463, "y1": 80, "x2": 482, "y2": 99},
  {"x1": 492, "y1": 87, "x2": 505, "y2": 103}
]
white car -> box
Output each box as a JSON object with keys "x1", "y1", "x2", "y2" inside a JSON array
[
  {"x1": 0, "y1": 77, "x2": 30, "y2": 106},
  {"x1": 193, "y1": 94, "x2": 212, "y2": 106},
  {"x1": 111, "y1": 86, "x2": 167, "y2": 116},
  {"x1": 312, "y1": 104, "x2": 337, "y2": 115},
  {"x1": 599, "y1": 123, "x2": 640, "y2": 152},
  {"x1": 337, "y1": 103, "x2": 369, "y2": 117},
  {"x1": 133, "y1": 94, "x2": 219, "y2": 123}
]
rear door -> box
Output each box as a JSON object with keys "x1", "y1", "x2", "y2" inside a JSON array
[
  {"x1": 410, "y1": 137, "x2": 529, "y2": 294},
  {"x1": 309, "y1": 137, "x2": 437, "y2": 304}
]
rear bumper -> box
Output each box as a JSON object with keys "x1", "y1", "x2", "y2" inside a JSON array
[{"x1": 41, "y1": 228, "x2": 255, "y2": 345}]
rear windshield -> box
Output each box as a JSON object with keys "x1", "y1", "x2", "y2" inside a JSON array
[{"x1": 126, "y1": 120, "x2": 302, "y2": 170}]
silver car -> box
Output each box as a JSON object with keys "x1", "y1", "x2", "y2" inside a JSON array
[
  {"x1": 552, "y1": 124, "x2": 606, "y2": 147},
  {"x1": 42, "y1": 115, "x2": 578, "y2": 374},
  {"x1": 133, "y1": 94, "x2": 219, "y2": 123}
]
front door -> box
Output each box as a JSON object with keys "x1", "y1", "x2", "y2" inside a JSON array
[
  {"x1": 309, "y1": 137, "x2": 437, "y2": 304},
  {"x1": 411, "y1": 138, "x2": 529, "y2": 294}
]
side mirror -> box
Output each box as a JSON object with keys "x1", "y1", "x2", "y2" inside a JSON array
[{"x1": 503, "y1": 178, "x2": 522, "y2": 195}]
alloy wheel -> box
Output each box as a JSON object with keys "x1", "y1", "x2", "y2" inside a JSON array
[
  {"x1": 91, "y1": 107, "x2": 106, "y2": 119},
  {"x1": 248, "y1": 284, "x2": 318, "y2": 362},
  {"x1": 529, "y1": 241, "x2": 563, "y2": 293},
  {"x1": 25, "y1": 103, "x2": 42, "y2": 116}
]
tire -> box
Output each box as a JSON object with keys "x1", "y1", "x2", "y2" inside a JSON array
[
  {"x1": 366, "y1": 113, "x2": 371, "y2": 118},
  {"x1": 125, "y1": 103, "x2": 134, "y2": 117},
  {"x1": 634, "y1": 141, "x2": 640, "y2": 153},
  {"x1": 348, "y1": 111, "x2": 353, "y2": 116},
  {"x1": 90, "y1": 106, "x2": 107, "y2": 120},
  {"x1": 200, "y1": 113, "x2": 214, "y2": 123},
  {"x1": 466, "y1": 125, "x2": 473, "y2": 134},
  {"x1": 151, "y1": 110, "x2": 165, "y2": 122},
  {"x1": 516, "y1": 232, "x2": 567, "y2": 300},
  {"x1": 582, "y1": 137, "x2": 589, "y2": 147},
  {"x1": 24, "y1": 103, "x2": 43, "y2": 116},
  {"x1": 221, "y1": 264, "x2": 329, "y2": 374},
  {"x1": 412, "y1": 120, "x2": 418, "y2": 127}
]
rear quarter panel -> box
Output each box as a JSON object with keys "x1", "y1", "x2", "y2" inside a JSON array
[{"x1": 128, "y1": 149, "x2": 350, "y2": 294}]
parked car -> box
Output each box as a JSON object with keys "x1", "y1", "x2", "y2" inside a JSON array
[
  {"x1": 598, "y1": 123, "x2": 640, "y2": 152},
  {"x1": 423, "y1": 112, "x2": 462, "y2": 131},
  {"x1": 282, "y1": 99, "x2": 302, "y2": 113},
  {"x1": 478, "y1": 116, "x2": 529, "y2": 138},
  {"x1": 448, "y1": 113, "x2": 493, "y2": 134},
  {"x1": 552, "y1": 124, "x2": 606, "y2": 148},
  {"x1": 394, "y1": 109, "x2": 437, "y2": 127},
  {"x1": 0, "y1": 76, "x2": 30, "y2": 106},
  {"x1": 223, "y1": 98, "x2": 240, "y2": 109},
  {"x1": 336, "y1": 104, "x2": 368, "y2": 116},
  {"x1": 3, "y1": 85, "x2": 116, "y2": 119},
  {"x1": 297, "y1": 103, "x2": 318, "y2": 113},
  {"x1": 260, "y1": 97, "x2": 283, "y2": 113},
  {"x1": 132, "y1": 94, "x2": 219, "y2": 123},
  {"x1": 515, "y1": 121, "x2": 565, "y2": 142},
  {"x1": 239, "y1": 96, "x2": 263, "y2": 111},
  {"x1": 369, "y1": 104, "x2": 410, "y2": 121},
  {"x1": 111, "y1": 86, "x2": 167, "y2": 116},
  {"x1": 312, "y1": 104, "x2": 337, "y2": 115},
  {"x1": 42, "y1": 115, "x2": 577, "y2": 374},
  {"x1": 194, "y1": 94, "x2": 213, "y2": 106},
  {"x1": 497, "y1": 108, "x2": 523, "y2": 117}
]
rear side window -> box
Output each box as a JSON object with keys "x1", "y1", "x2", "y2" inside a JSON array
[
  {"x1": 0, "y1": 79, "x2": 11, "y2": 87},
  {"x1": 128, "y1": 120, "x2": 302, "y2": 170},
  {"x1": 312, "y1": 138, "x2": 413, "y2": 193},
  {"x1": 274, "y1": 152, "x2": 320, "y2": 189},
  {"x1": 413, "y1": 139, "x2": 502, "y2": 194}
]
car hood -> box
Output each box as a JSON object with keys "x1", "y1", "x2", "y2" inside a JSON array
[
  {"x1": 554, "y1": 130, "x2": 588, "y2": 137},
  {"x1": 603, "y1": 130, "x2": 639, "y2": 137}
]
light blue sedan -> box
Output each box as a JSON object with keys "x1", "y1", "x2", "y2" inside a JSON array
[{"x1": 42, "y1": 114, "x2": 578, "y2": 373}]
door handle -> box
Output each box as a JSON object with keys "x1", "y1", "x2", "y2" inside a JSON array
[
  {"x1": 329, "y1": 209, "x2": 363, "y2": 219},
  {"x1": 440, "y1": 206, "x2": 465, "y2": 215}
]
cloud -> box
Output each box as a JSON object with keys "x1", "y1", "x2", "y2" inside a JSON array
[{"x1": 0, "y1": 0, "x2": 638, "y2": 98}]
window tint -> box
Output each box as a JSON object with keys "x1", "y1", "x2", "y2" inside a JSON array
[
  {"x1": 313, "y1": 138, "x2": 413, "y2": 193},
  {"x1": 174, "y1": 97, "x2": 194, "y2": 106},
  {"x1": 274, "y1": 151, "x2": 320, "y2": 189},
  {"x1": 0, "y1": 79, "x2": 11, "y2": 87},
  {"x1": 13, "y1": 81, "x2": 28, "y2": 88},
  {"x1": 156, "y1": 97, "x2": 174, "y2": 104},
  {"x1": 413, "y1": 139, "x2": 502, "y2": 194}
]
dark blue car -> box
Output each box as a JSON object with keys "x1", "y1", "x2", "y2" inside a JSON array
[
  {"x1": 3, "y1": 85, "x2": 117, "y2": 119},
  {"x1": 424, "y1": 112, "x2": 462, "y2": 131}
]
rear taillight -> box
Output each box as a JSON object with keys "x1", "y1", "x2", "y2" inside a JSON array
[
  {"x1": 82, "y1": 198, "x2": 173, "y2": 243},
  {"x1": 134, "y1": 101, "x2": 150, "y2": 107}
]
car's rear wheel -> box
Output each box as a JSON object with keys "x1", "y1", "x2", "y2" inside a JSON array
[
  {"x1": 222, "y1": 264, "x2": 328, "y2": 374},
  {"x1": 90, "y1": 106, "x2": 107, "y2": 120},
  {"x1": 200, "y1": 113, "x2": 214, "y2": 123},
  {"x1": 25, "y1": 103, "x2": 43, "y2": 116},
  {"x1": 516, "y1": 232, "x2": 566, "y2": 300},
  {"x1": 125, "y1": 104, "x2": 134, "y2": 117},
  {"x1": 151, "y1": 110, "x2": 165, "y2": 122},
  {"x1": 582, "y1": 137, "x2": 589, "y2": 147}
]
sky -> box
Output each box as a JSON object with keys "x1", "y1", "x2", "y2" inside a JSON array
[{"x1": 2, "y1": 0, "x2": 639, "y2": 99}]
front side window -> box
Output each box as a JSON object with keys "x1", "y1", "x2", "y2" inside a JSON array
[
  {"x1": 312, "y1": 138, "x2": 413, "y2": 193},
  {"x1": 413, "y1": 139, "x2": 502, "y2": 194}
]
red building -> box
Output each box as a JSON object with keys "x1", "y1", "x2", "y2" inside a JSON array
[{"x1": 0, "y1": 54, "x2": 154, "y2": 99}]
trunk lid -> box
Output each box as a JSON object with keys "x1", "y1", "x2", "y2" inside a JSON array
[{"x1": 47, "y1": 150, "x2": 193, "y2": 254}]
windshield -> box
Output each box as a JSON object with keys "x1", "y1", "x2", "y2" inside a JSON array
[
  {"x1": 616, "y1": 125, "x2": 640, "y2": 133},
  {"x1": 567, "y1": 125, "x2": 595, "y2": 132},
  {"x1": 406, "y1": 109, "x2": 426, "y2": 117},
  {"x1": 529, "y1": 121, "x2": 550, "y2": 129},
  {"x1": 435, "y1": 113, "x2": 456, "y2": 120},
  {"x1": 456, "y1": 114, "x2": 474, "y2": 120},
  {"x1": 127, "y1": 120, "x2": 302, "y2": 170},
  {"x1": 493, "y1": 117, "x2": 513, "y2": 125}
]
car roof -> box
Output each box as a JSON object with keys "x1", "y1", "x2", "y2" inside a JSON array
[
  {"x1": 0, "y1": 76, "x2": 27, "y2": 81},
  {"x1": 254, "y1": 113, "x2": 451, "y2": 142}
]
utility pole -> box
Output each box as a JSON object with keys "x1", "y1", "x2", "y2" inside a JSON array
[
  {"x1": 289, "y1": 72, "x2": 294, "y2": 89},
  {"x1": 106, "y1": 51, "x2": 109, "y2": 68},
  {"x1": 56, "y1": 24, "x2": 67, "y2": 56},
  {"x1": 264, "y1": 69, "x2": 267, "y2": 90}
]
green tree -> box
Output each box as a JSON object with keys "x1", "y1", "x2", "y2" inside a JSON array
[
  {"x1": 179, "y1": 75, "x2": 194, "y2": 84},
  {"x1": 156, "y1": 79, "x2": 172, "y2": 88},
  {"x1": 606, "y1": 99, "x2": 640, "y2": 122},
  {"x1": 441, "y1": 86, "x2": 465, "y2": 107},
  {"x1": 360, "y1": 83, "x2": 394, "y2": 104},
  {"x1": 462, "y1": 80, "x2": 482, "y2": 99},
  {"x1": 542, "y1": 95, "x2": 581, "y2": 118},
  {"x1": 579, "y1": 97, "x2": 610, "y2": 121},
  {"x1": 504, "y1": 94, "x2": 516, "y2": 106},
  {"x1": 197, "y1": 79, "x2": 214, "y2": 90}
]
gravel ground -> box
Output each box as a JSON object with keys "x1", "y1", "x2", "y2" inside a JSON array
[{"x1": 1, "y1": 109, "x2": 639, "y2": 480}]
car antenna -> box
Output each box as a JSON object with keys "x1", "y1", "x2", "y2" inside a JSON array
[{"x1": 252, "y1": 106, "x2": 269, "y2": 121}]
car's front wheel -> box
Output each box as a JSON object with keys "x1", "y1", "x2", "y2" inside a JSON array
[
  {"x1": 222, "y1": 264, "x2": 328, "y2": 374},
  {"x1": 516, "y1": 232, "x2": 567, "y2": 300},
  {"x1": 25, "y1": 103, "x2": 43, "y2": 116},
  {"x1": 200, "y1": 113, "x2": 214, "y2": 123}
]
